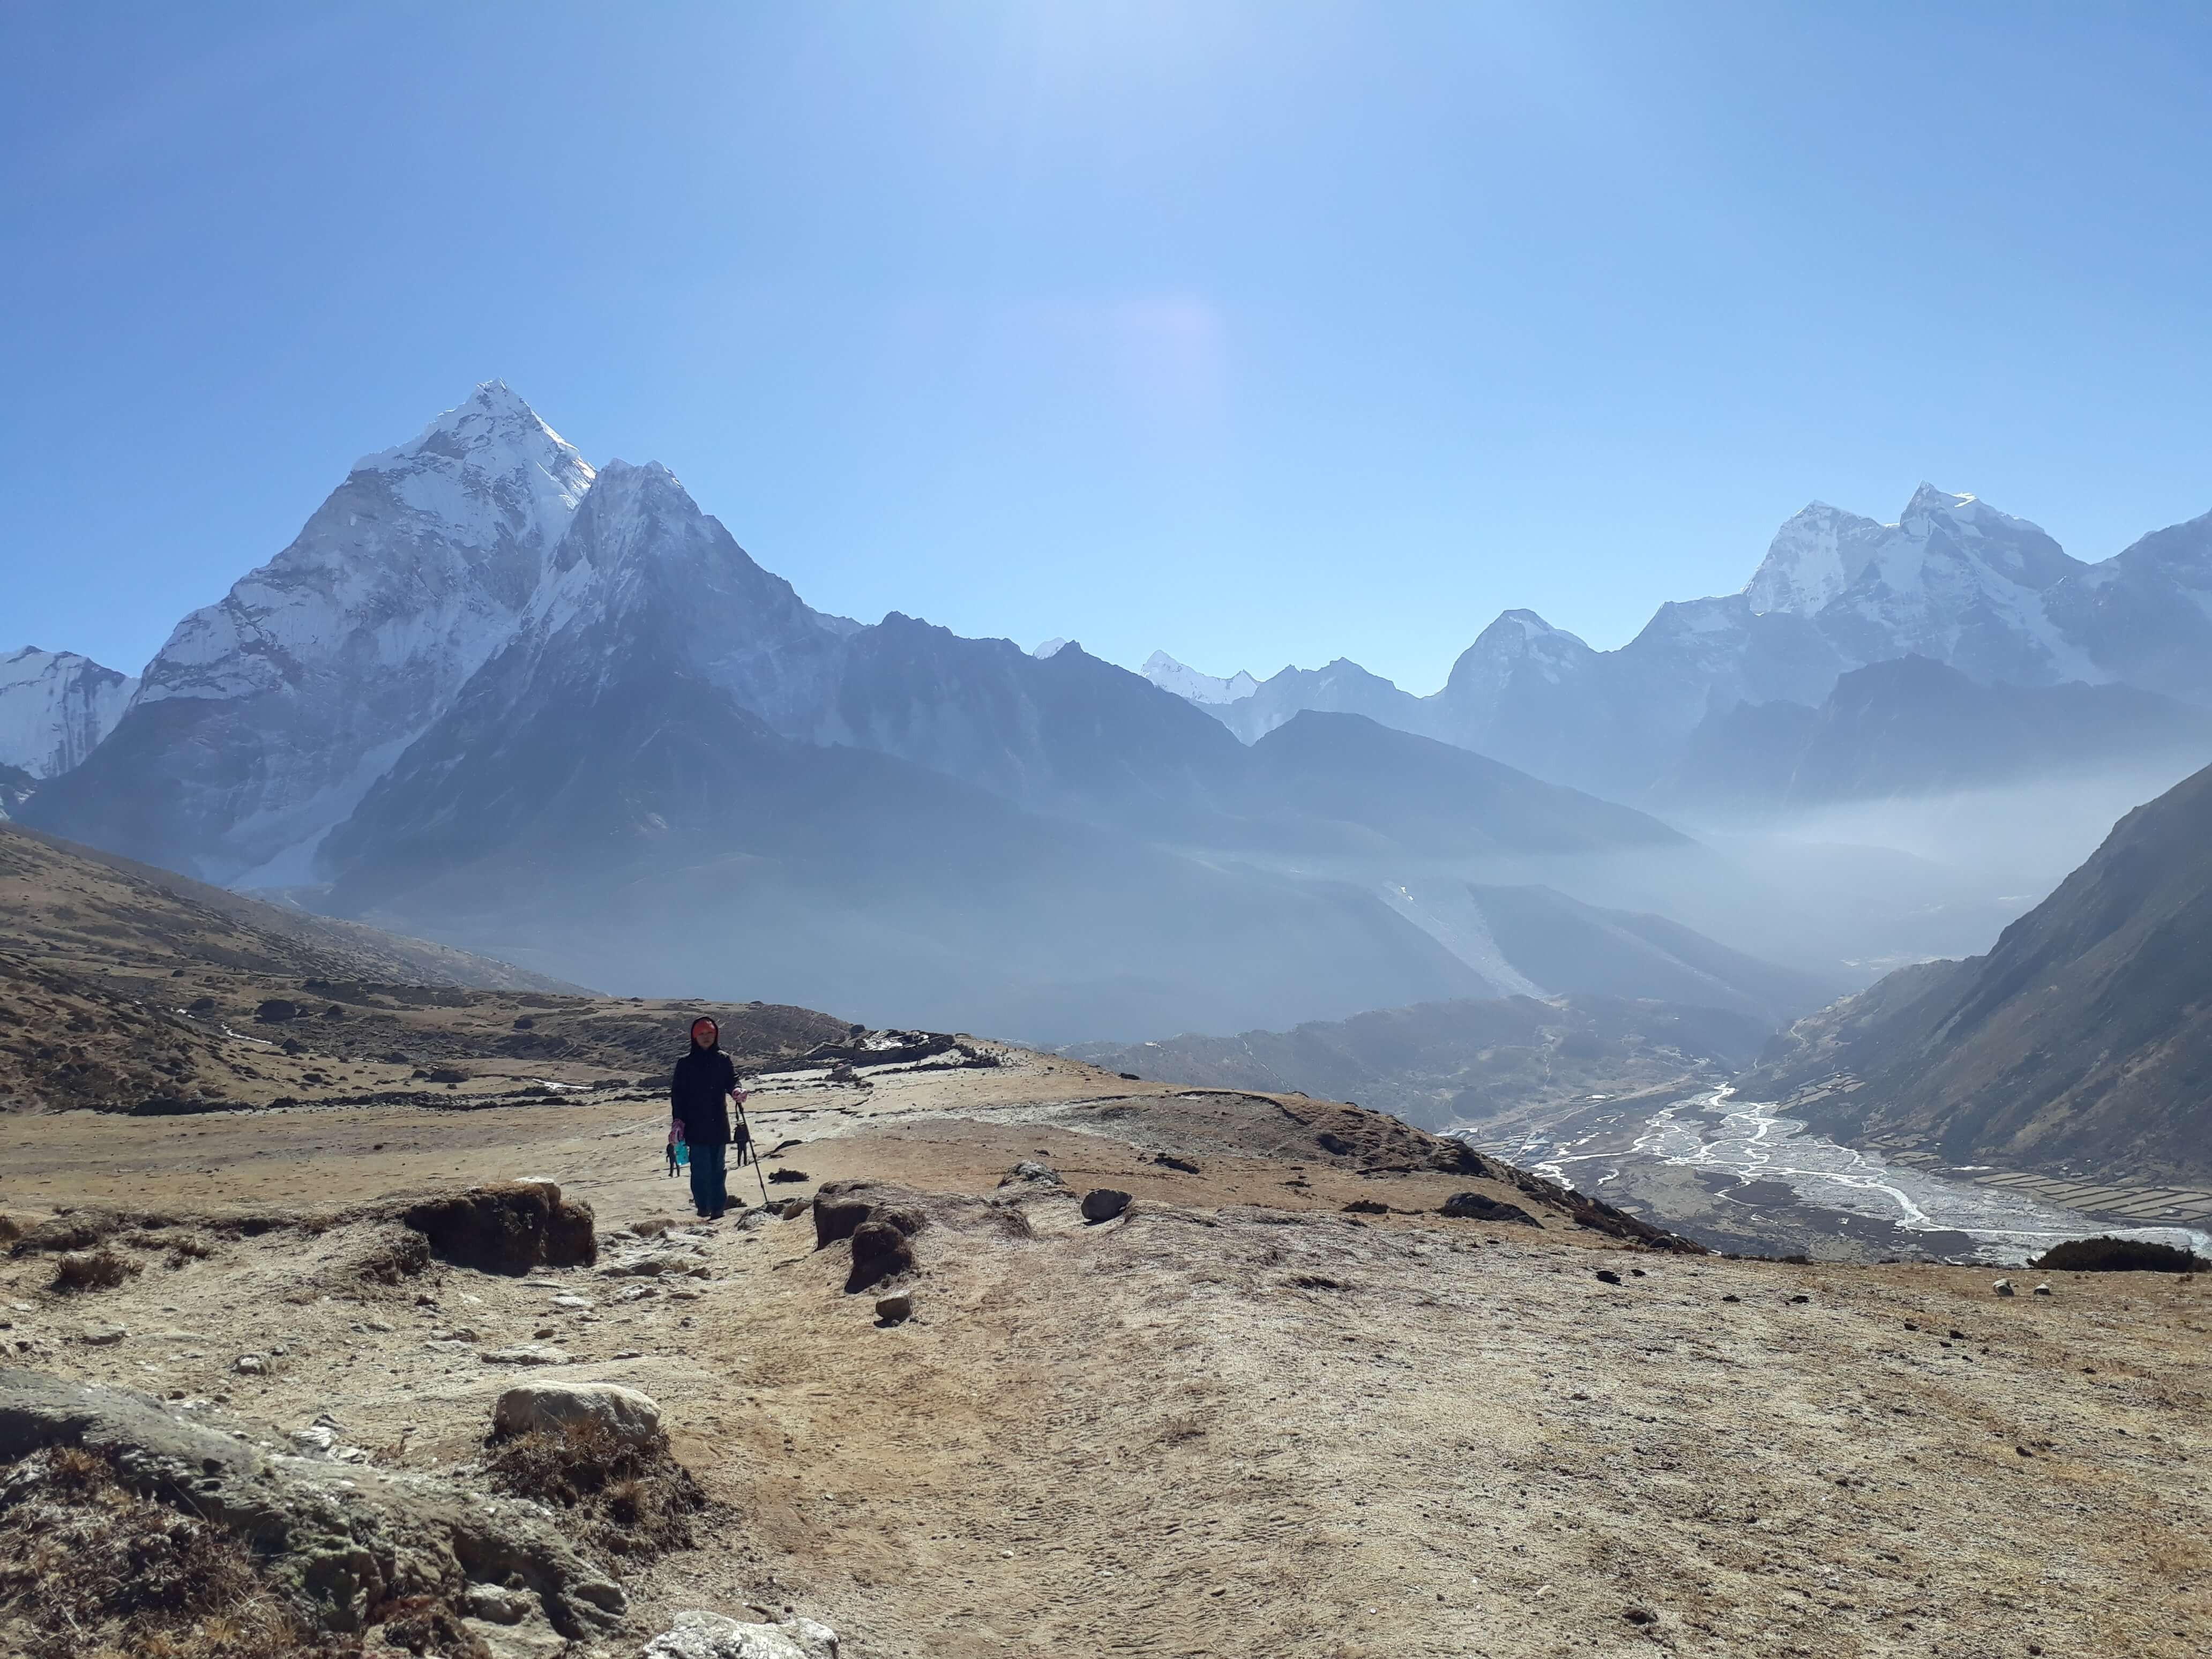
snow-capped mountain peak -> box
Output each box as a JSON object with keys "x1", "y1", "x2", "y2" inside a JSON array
[
  {"x1": 24, "y1": 385, "x2": 604, "y2": 882},
  {"x1": 1744, "y1": 501, "x2": 1886, "y2": 616},
  {"x1": 349, "y1": 381, "x2": 595, "y2": 581},
  {"x1": 1142, "y1": 651, "x2": 1259, "y2": 705},
  {"x1": 0, "y1": 647, "x2": 138, "y2": 779},
  {"x1": 1033, "y1": 638, "x2": 1072, "y2": 660}
]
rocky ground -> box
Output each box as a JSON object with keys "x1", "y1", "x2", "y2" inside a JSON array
[{"x1": 3, "y1": 1043, "x2": 2209, "y2": 1658}]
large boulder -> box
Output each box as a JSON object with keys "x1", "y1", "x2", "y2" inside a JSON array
[
  {"x1": 402, "y1": 1181, "x2": 596, "y2": 1275},
  {"x1": 0, "y1": 1367, "x2": 624, "y2": 1638},
  {"x1": 644, "y1": 1610, "x2": 840, "y2": 1658},
  {"x1": 494, "y1": 1382, "x2": 662, "y2": 1450}
]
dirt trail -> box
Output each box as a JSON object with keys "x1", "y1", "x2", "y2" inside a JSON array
[{"x1": 3, "y1": 1049, "x2": 2208, "y2": 1658}]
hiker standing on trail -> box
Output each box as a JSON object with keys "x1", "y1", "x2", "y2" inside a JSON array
[{"x1": 670, "y1": 1015, "x2": 747, "y2": 1219}]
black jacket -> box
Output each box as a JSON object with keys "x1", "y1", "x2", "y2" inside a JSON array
[{"x1": 670, "y1": 1045, "x2": 739, "y2": 1147}]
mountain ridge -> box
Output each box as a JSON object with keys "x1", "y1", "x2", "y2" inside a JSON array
[{"x1": 1150, "y1": 482, "x2": 2212, "y2": 799}]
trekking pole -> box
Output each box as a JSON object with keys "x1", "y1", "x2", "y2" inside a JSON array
[{"x1": 733, "y1": 1088, "x2": 769, "y2": 1205}]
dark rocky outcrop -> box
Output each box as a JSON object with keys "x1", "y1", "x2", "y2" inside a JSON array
[
  {"x1": 1437, "y1": 1191, "x2": 1540, "y2": 1225},
  {"x1": 1080, "y1": 1189, "x2": 1133, "y2": 1223},
  {"x1": 2029, "y1": 1236, "x2": 2208, "y2": 1273}
]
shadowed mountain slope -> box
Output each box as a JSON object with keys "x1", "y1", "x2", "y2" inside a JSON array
[
  {"x1": 1742, "y1": 759, "x2": 2212, "y2": 1179},
  {"x1": 1657, "y1": 656, "x2": 2212, "y2": 808}
]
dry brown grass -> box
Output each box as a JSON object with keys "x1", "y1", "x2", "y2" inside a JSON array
[
  {"x1": 48, "y1": 1247, "x2": 141, "y2": 1293},
  {"x1": 483, "y1": 1417, "x2": 707, "y2": 1560},
  {"x1": 0, "y1": 1447, "x2": 347, "y2": 1659}
]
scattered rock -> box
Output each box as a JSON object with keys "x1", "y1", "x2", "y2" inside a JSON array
[
  {"x1": 1341, "y1": 1199, "x2": 1390, "y2": 1215},
  {"x1": 482, "y1": 1345, "x2": 573, "y2": 1367},
  {"x1": 1437, "y1": 1192, "x2": 1540, "y2": 1225},
  {"x1": 1721, "y1": 1294, "x2": 1741, "y2": 1303},
  {"x1": 1081, "y1": 1189, "x2": 1133, "y2": 1223},
  {"x1": 493, "y1": 1381, "x2": 662, "y2": 1449},
  {"x1": 644, "y1": 1610, "x2": 840, "y2": 1659},
  {"x1": 465, "y1": 1583, "x2": 533, "y2": 1625},
  {"x1": 1593, "y1": 1269, "x2": 1623, "y2": 1286},
  {"x1": 234, "y1": 1353, "x2": 268, "y2": 1376},
  {"x1": 875, "y1": 1292, "x2": 914, "y2": 1324},
  {"x1": 2033, "y1": 1282, "x2": 2053, "y2": 1296},
  {"x1": 549, "y1": 1294, "x2": 593, "y2": 1311},
  {"x1": 1993, "y1": 1278, "x2": 2016, "y2": 1297},
  {"x1": 846, "y1": 1221, "x2": 915, "y2": 1294},
  {"x1": 996, "y1": 1161, "x2": 1063, "y2": 1188},
  {"x1": 1623, "y1": 1605, "x2": 1657, "y2": 1626},
  {"x1": 1790, "y1": 1294, "x2": 1811, "y2": 1304},
  {"x1": 768, "y1": 1168, "x2": 810, "y2": 1184},
  {"x1": 1154, "y1": 1154, "x2": 1201, "y2": 1174},
  {"x1": 402, "y1": 1182, "x2": 597, "y2": 1275}
]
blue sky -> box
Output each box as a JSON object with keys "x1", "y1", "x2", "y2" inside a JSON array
[{"x1": 5, "y1": 2, "x2": 2209, "y2": 692}]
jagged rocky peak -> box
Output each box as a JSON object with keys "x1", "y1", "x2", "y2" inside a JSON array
[
  {"x1": 1033, "y1": 638, "x2": 1072, "y2": 660},
  {"x1": 0, "y1": 647, "x2": 139, "y2": 778},
  {"x1": 1744, "y1": 501, "x2": 1886, "y2": 616},
  {"x1": 1143, "y1": 651, "x2": 1259, "y2": 705},
  {"x1": 552, "y1": 458, "x2": 695, "y2": 567},
  {"x1": 348, "y1": 380, "x2": 596, "y2": 575},
  {"x1": 1881, "y1": 482, "x2": 2079, "y2": 589},
  {"x1": 1444, "y1": 609, "x2": 1595, "y2": 695}
]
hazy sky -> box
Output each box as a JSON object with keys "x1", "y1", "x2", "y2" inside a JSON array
[{"x1": 6, "y1": 2, "x2": 2210, "y2": 691}]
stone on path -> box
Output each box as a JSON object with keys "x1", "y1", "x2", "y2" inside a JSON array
[
  {"x1": 1080, "y1": 1188, "x2": 1133, "y2": 1223},
  {"x1": 494, "y1": 1381, "x2": 662, "y2": 1449},
  {"x1": 643, "y1": 1611, "x2": 840, "y2": 1659},
  {"x1": 874, "y1": 1293, "x2": 914, "y2": 1324},
  {"x1": 482, "y1": 1344, "x2": 573, "y2": 1367}
]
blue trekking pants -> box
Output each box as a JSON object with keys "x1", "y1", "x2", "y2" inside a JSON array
[{"x1": 689, "y1": 1141, "x2": 728, "y2": 1215}]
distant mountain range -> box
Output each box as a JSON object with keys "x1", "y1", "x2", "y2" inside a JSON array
[
  {"x1": 16, "y1": 387, "x2": 1746, "y2": 1042},
  {"x1": 1741, "y1": 758, "x2": 2212, "y2": 1182},
  {"x1": 1146, "y1": 487, "x2": 2212, "y2": 802},
  {"x1": 14, "y1": 383, "x2": 2207, "y2": 1044}
]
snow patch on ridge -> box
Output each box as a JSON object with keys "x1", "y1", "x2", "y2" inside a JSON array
[{"x1": 1144, "y1": 651, "x2": 1259, "y2": 705}]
